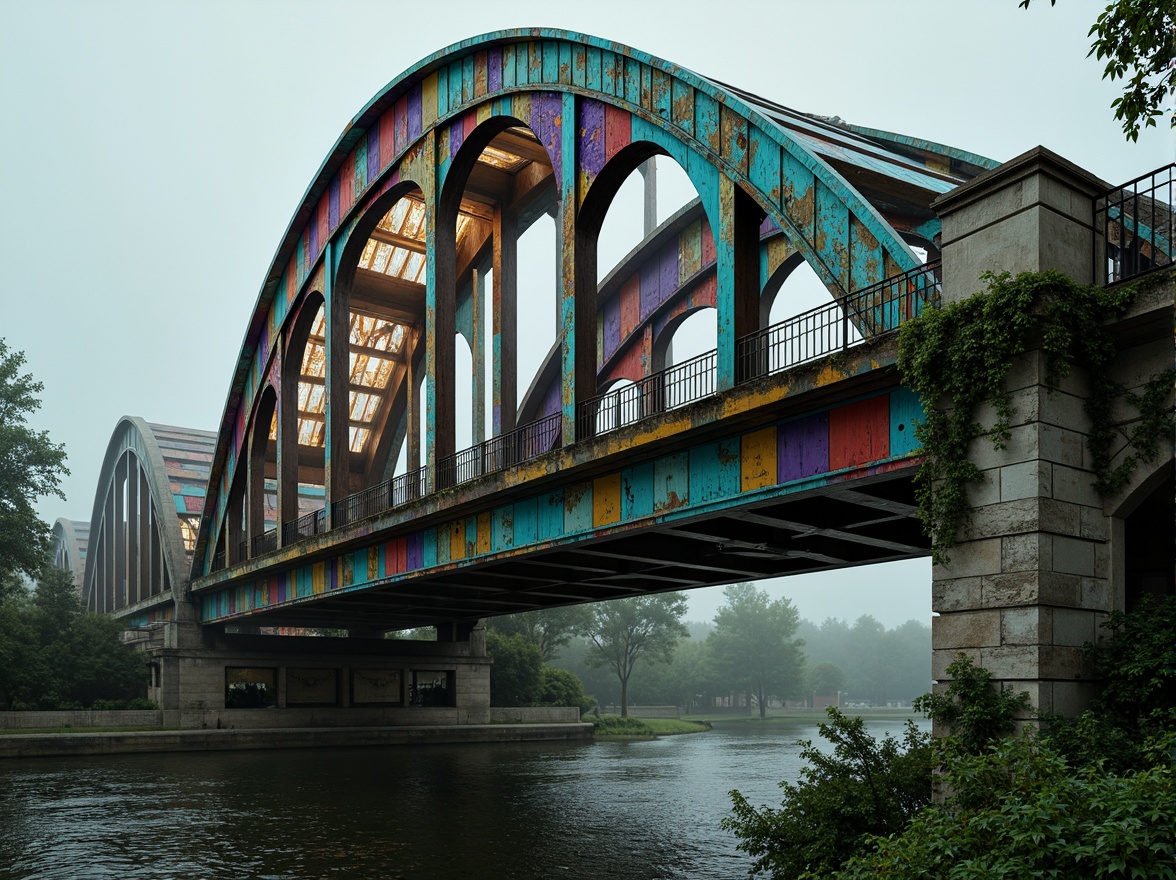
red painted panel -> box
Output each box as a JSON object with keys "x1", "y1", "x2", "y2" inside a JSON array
[
  {"x1": 462, "y1": 108, "x2": 478, "y2": 140},
  {"x1": 619, "y1": 275, "x2": 641, "y2": 339},
  {"x1": 395, "y1": 95, "x2": 409, "y2": 155},
  {"x1": 828, "y1": 396, "x2": 890, "y2": 470},
  {"x1": 602, "y1": 340, "x2": 645, "y2": 384},
  {"x1": 340, "y1": 153, "x2": 356, "y2": 215},
  {"x1": 701, "y1": 216, "x2": 716, "y2": 266},
  {"x1": 379, "y1": 108, "x2": 396, "y2": 170},
  {"x1": 315, "y1": 196, "x2": 329, "y2": 257},
  {"x1": 604, "y1": 104, "x2": 631, "y2": 162}
]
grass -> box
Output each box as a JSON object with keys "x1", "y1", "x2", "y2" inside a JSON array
[{"x1": 588, "y1": 714, "x2": 710, "y2": 739}]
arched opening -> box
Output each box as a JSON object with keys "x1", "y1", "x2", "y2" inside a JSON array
[
  {"x1": 579, "y1": 145, "x2": 718, "y2": 437},
  {"x1": 247, "y1": 386, "x2": 277, "y2": 557},
  {"x1": 1119, "y1": 465, "x2": 1175, "y2": 611}
]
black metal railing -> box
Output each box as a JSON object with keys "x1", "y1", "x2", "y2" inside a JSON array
[
  {"x1": 331, "y1": 466, "x2": 428, "y2": 527},
  {"x1": 251, "y1": 528, "x2": 278, "y2": 556},
  {"x1": 1096, "y1": 163, "x2": 1174, "y2": 286},
  {"x1": 737, "y1": 261, "x2": 942, "y2": 383},
  {"x1": 577, "y1": 348, "x2": 717, "y2": 439},
  {"x1": 236, "y1": 539, "x2": 247, "y2": 562},
  {"x1": 281, "y1": 506, "x2": 327, "y2": 545},
  {"x1": 436, "y1": 412, "x2": 562, "y2": 489},
  {"x1": 211, "y1": 550, "x2": 226, "y2": 573}
]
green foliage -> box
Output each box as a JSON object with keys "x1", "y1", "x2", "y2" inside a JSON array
[
  {"x1": 485, "y1": 629, "x2": 544, "y2": 707},
  {"x1": 723, "y1": 709, "x2": 933, "y2": 879},
  {"x1": 1045, "y1": 594, "x2": 1176, "y2": 772},
  {"x1": 0, "y1": 339, "x2": 69, "y2": 579},
  {"x1": 836, "y1": 735, "x2": 1176, "y2": 879},
  {"x1": 1020, "y1": 0, "x2": 1175, "y2": 140},
  {"x1": 589, "y1": 713, "x2": 656, "y2": 736},
  {"x1": 0, "y1": 565, "x2": 146, "y2": 709},
  {"x1": 914, "y1": 655, "x2": 1031, "y2": 755},
  {"x1": 707, "y1": 584, "x2": 805, "y2": 718},
  {"x1": 536, "y1": 666, "x2": 595, "y2": 714},
  {"x1": 897, "y1": 269, "x2": 1172, "y2": 561},
  {"x1": 807, "y1": 661, "x2": 846, "y2": 696},
  {"x1": 585, "y1": 593, "x2": 689, "y2": 716},
  {"x1": 797, "y1": 616, "x2": 931, "y2": 705},
  {"x1": 486, "y1": 605, "x2": 591, "y2": 662}
]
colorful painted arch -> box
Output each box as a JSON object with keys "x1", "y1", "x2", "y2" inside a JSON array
[{"x1": 196, "y1": 30, "x2": 991, "y2": 581}]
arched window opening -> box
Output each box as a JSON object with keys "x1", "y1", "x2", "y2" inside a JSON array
[
  {"x1": 657, "y1": 307, "x2": 717, "y2": 409},
  {"x1": 515, "y1": 213, "x2": 557, "y2": 408}
]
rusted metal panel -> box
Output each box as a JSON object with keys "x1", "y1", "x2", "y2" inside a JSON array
[
  {"x1": 689, "y1": 438, "x2": 740, "y2": 504},
  {"x1": 586, "y1": 46, "x2": 602, "y2": 91},
  {"x1": 492, "y1": 504, "x2": 514, "y2": 552},
  {"x1": 558, "y1": 41, "x2": 573, "y2": 85},
  {"x1": 619, "y1": 274, "x2": 641, "y2": 341},
  {"x1": 623, "y1": 56, "x2": 641, "y2": 107},
  {"x1": 652, "y1": 68, "x2": 672, "y2": 122},
  {"x1": 693, "y1": 90, "x2": 720, "y2": 156},
  {"x1": 748, "y1": 124, "x2": 781, "y2": 210},
  {"x1": 312, "y1": 561, "x2": 326, "y2": 595},
  {"x1": 720, "y1": 104, "x2": 749, "y2": 177},
  {"x1": 740, "y1": 426, "x2": 778, "y2": 491},
  {"x1": 829, "y1": 395, "x2": 890, "y2": 470},
  {"x1": 462, "y1": 54, "x2": 475, "y2": 102},
  {"x1": 679, "y1": 219, "x2": 703, "y2": 283},
  {"x1": 592, "y1": 473, "x2": 622, "y2": 527},
  {"x1": 538, "y1": 490, "x2": 563, "y2": 540},
  {"x1": 653, "y1": 451, "x2": 689, "y2": 513},
  {"x1": 778, "y1": 411, "x2": 830, "y2": 481},
  {"x1": 621, "y1": 460, "x2": 654, "y2": 520},
  {"x1": 815, "y1": 180, "x2": 850, "y2": 291},
  {"x1": 850, "y1": 215, "x2": 883, "y2": 294},
  {"x1": 514, "y1": 497, "x2": 538, "y2": 546},
  {"x1": 889, "y1": 387, "x2": 924, "y2": 458},
  {"x1": 476, "y1": 512, "x2": 492, "y2": 556},
  {"x1": 671, "y1": 78, "x2": 694, "y2": 136},
  {"x1": 542, "y1": 40, "x2": 560, "y2": 84},
  {"x1": 474, "y1": 50, "x2": 489, "y2": 98},
  {"x1": 564, "y1": 481, "x2": 593, "y2": 533}
]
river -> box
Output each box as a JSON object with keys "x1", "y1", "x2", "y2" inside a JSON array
[{"x1": 0, "y1": 717, "x2": 925, "y2": 880}]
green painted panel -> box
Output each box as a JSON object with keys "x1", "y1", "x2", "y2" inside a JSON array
[
  {"x1": 890, "y1": 387, "x2": 924, "y2": 457},
  {"x1": 564, "y1": 482, "x2": 593, "y2": 533},
  {"x1": 621, "y1": 461, "x2": 654, "y2": 520},
  {"x1": 538, "y1": 490, "x2": 564, "y2": 540},
  {"x1": 492, "y1": 504, "x2": 514, "y2": 551},
  {"x1": 514, "y1": 497, "x2": 538, "y2": 546},
  {"x1": 689, "y1": 438, "x2": 741, "y2": 504},
  {"x1": 653, "y1": 451, "x2": 689, "y2": 513}
]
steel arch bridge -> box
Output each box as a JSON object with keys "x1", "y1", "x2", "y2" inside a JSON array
[{"x1": 71, "y1": 31, "x2": 1000, "y2": 633}]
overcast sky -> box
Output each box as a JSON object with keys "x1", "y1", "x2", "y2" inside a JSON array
[{"x1": 1, "y1": 1, "x2": 1170, "y2": 627}]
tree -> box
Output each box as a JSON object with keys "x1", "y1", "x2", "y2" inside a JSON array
[
  {"x1": 584, "y1": 593, "x2": 688, "y2": 716},
  {"x1": 1019, "y1": 0, "x2": 1175, "y2": 141},
  {"x1": 808, "y1": 662, "x2": 846, "y2": 698},
  {"x1": 487, "y1": 604, "x2": 591, "y2": 662},
  {"x1": 485, "y1": 629, "x2": 544, "y2": 706},
  {"x1": 723, "y1": 709, "x2": 933, "y2": 879},
  {"x1": 0, "y1": 339, "x2": 69, "y2": 579},
  {"x1": 707, "y1": 584, "x2": 805, "y2": 718},
  {"x1": 536, "y1": 666, "x2": 595, "y2": 715}
]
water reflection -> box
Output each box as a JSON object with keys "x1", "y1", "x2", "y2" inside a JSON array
[{"x1": 0, "y1": 718, "x2": 925, "y2": 880}]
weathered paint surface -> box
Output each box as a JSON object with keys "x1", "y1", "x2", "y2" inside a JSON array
[
  {"x1": 199, "y1": 387, "x2": 922, "y2": 622},
  {"x1": 199, "y1": 29, "x2": 950, "y2": 572}
]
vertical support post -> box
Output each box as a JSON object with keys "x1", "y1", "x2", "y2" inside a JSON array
[
  {"x1": 426, "y1": 131, "x2": 456, "y2": 478},
  {"x1": 278, "y1": 336, "x2": 299, "y2": 546},
  {"x1": 227, "y1": 483, "x2": 244, "y2": 566},
  {"x1": 407, "y1": 329, "x2": 421, "y2": 474},
  {"x1": 558, "y1": 92, "x2": 593, "y2": 444},
  {"x1": 323, "y1": 239, "x2": 351, "y2": 525},
  {"x1": 492, "y1": 206, "x2": 517, "y2": 436},
  {"x1": 114, "y1": 456, "x2": 127, "y2": 609},
  {"x1": 126, "y1": 461, "x2": 139, "y2": 605},
  {"x1": 246, "y1": 415, "x2": 266, "y2": 556},
  {"x1": 472, "y1": 266, "x2": 486, "y2": 445},
  {"x1": 138, "y1": 468, "x2": 151, "y2": 599},
  {"x1": 715, "y1": 176, "x2": 762, "y2": 390},
  {"x1": 640, "y1": 156, "x2": 657, "y2": 237}
]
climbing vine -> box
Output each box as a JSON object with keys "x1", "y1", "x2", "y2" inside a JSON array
[{"x1": 897, "y1": 268, "x2": 1174, "y2": 562}]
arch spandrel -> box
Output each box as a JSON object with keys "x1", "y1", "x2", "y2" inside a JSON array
[{"x1": 197, "y1": 29, "x2": 993, "y2": 571}]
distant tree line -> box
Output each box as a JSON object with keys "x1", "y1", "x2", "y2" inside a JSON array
[{"x1": 485, "y1": 583, "x2": 930, "y2": 717}]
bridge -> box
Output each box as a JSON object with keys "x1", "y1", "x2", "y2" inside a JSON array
[{"x1": 52, "y1": 30, "x2": 1173, "y2": 724}]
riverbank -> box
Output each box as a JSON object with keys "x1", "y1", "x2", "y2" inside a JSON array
[
  {"x1": 683, "y1": 708, "x2": 920, "y2": 724},
  {"x1": 0, "y1": 722, "x2": 593, "y2": 759}
]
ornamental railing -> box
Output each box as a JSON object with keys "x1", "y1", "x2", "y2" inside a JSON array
[
  {"x1": 436, "y1": 412, "x2": 562, "y2": 490},
  {"x1": 331, "y1": 466, "x2": 428, "y2": 528},
  {"x1": 250, "y1": 528, "x2": 278, "y2": 557},
  {"x1": 1096, "y1": 163, "x2": 1174, "y2": 286},
  {"x1": 577, "y1": 348, "x2": 717, "y2": 440},
  {"x1": 281, "y1": 506, "x2": 327, "y2": 546},
  {"x1": 737, "y1": 261, "x2": 941, "y2": 383}
]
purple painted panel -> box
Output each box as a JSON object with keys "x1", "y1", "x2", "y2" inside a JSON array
[
  {"x1": 639, "y1": 260, "x2": 660, "y2": 320},
  {"x1": 760, "y1": 214, "x2": 780, "y2": 235},
  {"x1": 488, "y1": 47, "x2": 503, "y2": 92},
  {"x1": 658, "y1": 244, "x2": 677, "y2": 306},
  {"x1": 328, "y1": 176, "x2": 340, "y2": 230},
  {"x1": 541, "y1": 380, "x2": 561, "y2": 417},
  {"x1": 366, "y1": 127, "x2": 380, "y2": 182},
  {"x1": 603, "y1": 293, "x2": 622, "y2": 361},
  {"x1": 530, "y1": 92, "x2": 563, "y2": 181},
  {"x1": 778, "y1": 412, "x2": 830, "y2": 482},
  {"x1": 406, "y1": 532, "x2": 424, "y2": 570},
  {"x1": 579, "y1": 99, "x2": 606, "y2": 179},
  {"x1": 408, "y1": 85, "x2": 423, "y2": 141},
  {"x1": 308, "y1": 221, "x2": 319, "y2": 264},
  {"x1": 449, "y1": 117, "x2": 464, "y2": 159}
]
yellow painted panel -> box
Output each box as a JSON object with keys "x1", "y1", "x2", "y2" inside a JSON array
[
  {"x1": 477, "y1": 512, "x2": 492, "y2": 555},
  {"x1": 593, "y1": 472, "x2": 622, "y2": 526},
  {"x1": 368, "y1": 545, "x2": 379, "y2": 581},
  {"x1": 450, "y1": 520, "x2": 465, "y2": 560},
  {"x1": 421, "y1": 73, "x2": 439, "y2": 129},
  {"x1": 741, "y1": 426, "x2": 778, "y2": 491},
  {"x1": 312, "y1": 562, "x2": 326, "y2": 595}
]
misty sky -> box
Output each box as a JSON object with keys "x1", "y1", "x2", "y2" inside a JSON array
[{"x1": 1, "y1": 1, "x2": 1170, "y2": 628}]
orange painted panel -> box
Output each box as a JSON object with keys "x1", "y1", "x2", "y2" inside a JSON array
[
  {"x1": 593, "y1": 472, "x2": 622, "y2": 526},
  {"x1": 449, "y1": 520, "x2": 465, "y2": 561},
  {"x1": 828, "y1": 396, "x2": 890, "y2": 470},
  {"x1": 741, "y1": 427, "x2": 778, "y2": 491}
]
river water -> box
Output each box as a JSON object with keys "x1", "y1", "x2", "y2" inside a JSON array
[{"x1": 0, "y1": 718, "x2": 924, "y2": 880}]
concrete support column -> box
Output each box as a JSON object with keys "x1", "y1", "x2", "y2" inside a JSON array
[{"x1": 931, "y1": 146, "x2": 1114, "y2": 718}]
